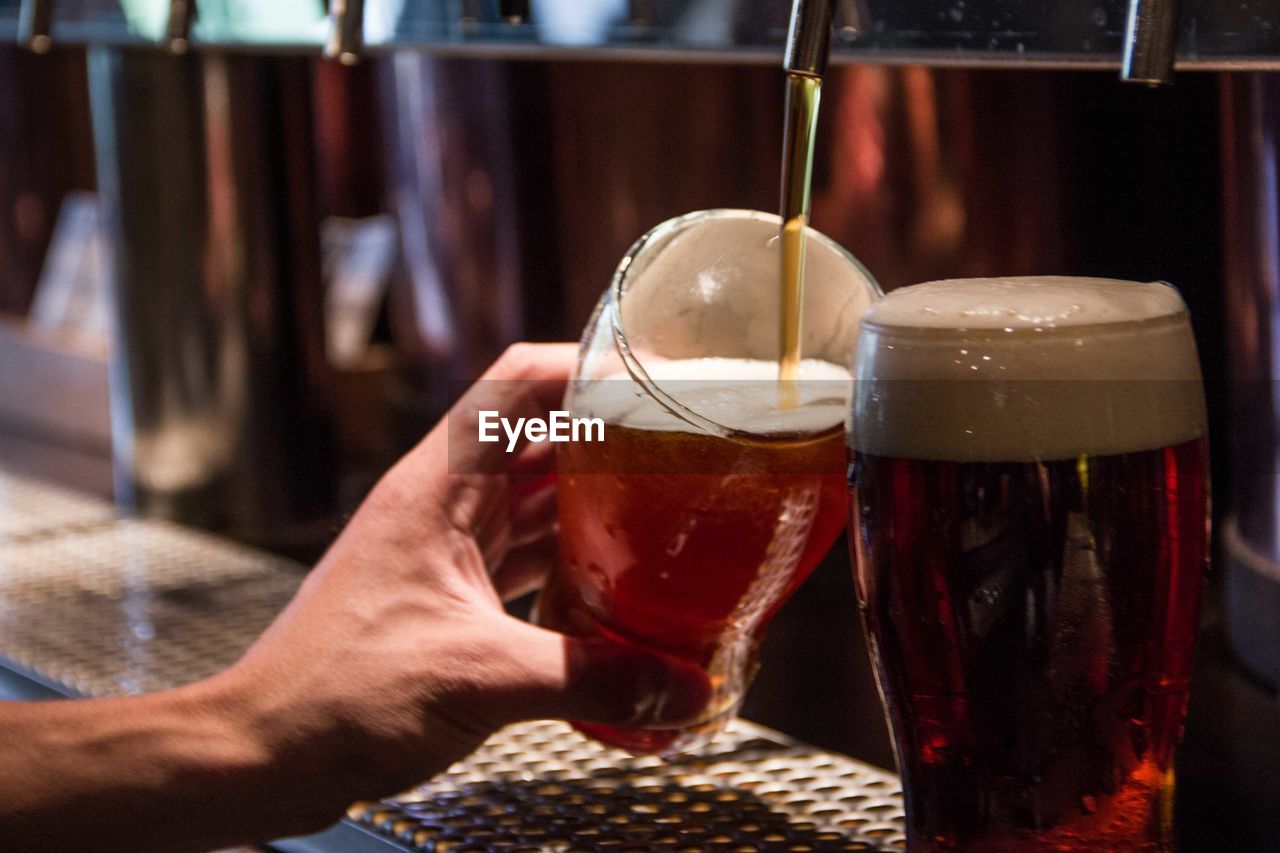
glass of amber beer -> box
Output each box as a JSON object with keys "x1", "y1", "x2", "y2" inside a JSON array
[
  {"x1": 849, "y1": 277, "x2": 1209, "y2": 850},
  {"x1": 536, "y1": 209, "x2": 880, "y2": 754}
]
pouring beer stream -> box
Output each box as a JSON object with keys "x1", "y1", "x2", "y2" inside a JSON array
[{"x1": 779, "y1": 0, "x2": 837, "y2": 409}]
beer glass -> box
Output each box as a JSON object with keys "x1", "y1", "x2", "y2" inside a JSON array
[
  {"x1": 536, "y1": 209, "x2": 880, "y2": 754},
  {"x1": 849, "y1": 277, "x2": 1209, "y2": 850}
]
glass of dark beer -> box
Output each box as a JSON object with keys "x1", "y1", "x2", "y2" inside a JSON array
[
  {"x1": 536, "y1": 209, "x2": 880, "y2": 754},
  {"x1": 849, "y1": 277, "x2": 1209, "y2": 850}
]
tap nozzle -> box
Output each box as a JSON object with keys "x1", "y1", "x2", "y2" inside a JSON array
[
  {"x1": 17, "y1": 0, "x2": 53, "y2": 54},
  {"x1": 325, "y1": 0, "x2": 365, "y2": 65},
  {"x1": 499, "y1": 0, "x2": 529, "y2": 24},
  {"x1": 165, "y1": 0, "x2": 195, "y2": 54},
  {"x1": 836, "y1": 0, "x2": 868, "y2": 39},
  {"x1": 785, "y1": 0, "x2": 838, "y2": 78},
  {"x1": 1121, "y1": 0, "x2": 1180, "y2": 85}
]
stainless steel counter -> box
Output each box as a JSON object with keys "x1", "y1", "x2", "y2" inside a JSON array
[{"x1": 0, "y1": 467, "x2": 908, "y2": 852}]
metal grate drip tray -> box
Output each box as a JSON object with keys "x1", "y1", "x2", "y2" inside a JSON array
[
  {"x1": 0, "y1": 469, "x2": 906, "y2": 851},
  {"x1": 342, "y1": 719, "x2": 906, "y2": 851}
]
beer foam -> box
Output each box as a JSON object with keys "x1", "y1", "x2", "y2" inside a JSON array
[
  {"x1": 576, "y1": 357, "x2": 851, "y2": 436},
  {"x1": 852, "y1": 277, "x2": 1206, "y2": 462},
  {"x1": 862, "y1": 276, "x2": 1187, "y2": 330}
]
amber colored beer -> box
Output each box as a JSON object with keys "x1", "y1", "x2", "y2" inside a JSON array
[
  {"x1": 538, "y1": 365, "x2": 850, "y2": 754},
  {"x1": 849, "y1": 276, "x2": 1209, "y2": 851},
  {"x1": 852, "y1": 440, "x2": 1208, "y2": 850}
]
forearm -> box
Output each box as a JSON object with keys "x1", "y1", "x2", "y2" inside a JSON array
[{"x1": 0, "y1": 671, "x2": 344, "y2": 852}]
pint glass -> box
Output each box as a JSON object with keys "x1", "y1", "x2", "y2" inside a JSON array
[
  {"x1": 849, "y1": 277, "x2": 1209, "y2": 850},
  {"x1": 536, "y1": 209, "x2": 880, "y2": 754}
]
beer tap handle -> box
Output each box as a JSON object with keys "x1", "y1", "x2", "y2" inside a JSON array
[
  {"x1": 165, "y1": 0, "x2": 195, "y2": 54},
  {"x1": 499, "y1": 0, "x2": 529, "y2": 25},
  {"x1": 784, "y1": 0, "x2": 837, "y2": 78},
  {"x1": 1121, "y1": 0, "x2": 1180, "y2": 85},
  {"x1": 16, "y1": 0, "x2": 53, "y2": 54},
  {"x1": 325, "y1": 0, "x2": 365, "y2": 66}
]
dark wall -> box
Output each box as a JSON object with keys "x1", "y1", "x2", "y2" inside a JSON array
[{"x1": 0, "y1": 46, "x2": 95, "y2": 317}]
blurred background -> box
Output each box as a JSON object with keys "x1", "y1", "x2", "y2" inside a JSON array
[{"x1": 0, "y1": 0, "x2": 1279, "y2": 848}]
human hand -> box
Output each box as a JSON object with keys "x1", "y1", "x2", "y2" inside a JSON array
[{"x1": 216, "y1": 343, "x2": 710, "y2": 822}]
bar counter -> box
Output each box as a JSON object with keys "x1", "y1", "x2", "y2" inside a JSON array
[
  {"x1": 0, "y1": 466, "x2": 1276, "y2": 851},
  {"x1": 0, "y1": 468, "x2": 906, "y2": 851}
]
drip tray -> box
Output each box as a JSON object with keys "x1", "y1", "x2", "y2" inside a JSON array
[
  {"x1": 0, "y1": 468, "x2": 906, "y2": 851},
  {"x1": 318, "y1": 719, "x2": 907, "y2": 852}
]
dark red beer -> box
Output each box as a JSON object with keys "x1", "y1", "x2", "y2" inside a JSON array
[
  {"x1": 851, "y1": 440, "x2": 1207, "y2": 849},
  {"x1": 539, "y1": 417, "x2": 849, "y2": 754},
  {"x1": 849, "y1": 276, "x2": 1209, "y2": 850}
]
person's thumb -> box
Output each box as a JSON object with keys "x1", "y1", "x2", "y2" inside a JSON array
[{"x1": 484, "y1": 620, "x2": 712, "y2": 729}]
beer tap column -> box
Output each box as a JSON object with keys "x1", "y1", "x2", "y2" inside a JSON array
[
  {"x1": 88, "y1": 48, "x2": 336, "y2": 551},
  {"x1": 1222, "y1": 73, "x2": 1280, "y2": 690}
]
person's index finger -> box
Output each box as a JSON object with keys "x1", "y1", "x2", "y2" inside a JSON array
[
  {"x1": 479, "y1": 342, "x2": 579, "y2": 383},
  {"x1": 449, "y1": 343, "x2": 580, "y2": 475}
]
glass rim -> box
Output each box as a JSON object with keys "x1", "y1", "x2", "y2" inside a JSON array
[
  {"x1": 605, "y1": 208, "x2": 882, "y2": 439},
  {"x1": 860, "y1": 306, "x2": 1191, "y2": 339}
]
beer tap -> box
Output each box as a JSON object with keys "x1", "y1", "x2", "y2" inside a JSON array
[
  {"x1": 499, "y1": 0, "x2": 529, "y2": 25},
  {"x1": 458, "y1": 0, "x2": 484, "y2": 32},
  {"x1": 835, "y1": 0, "x2": 867, "y2": 41},
  {"x1": 165, "y1": 0, "x2": 195, "y2": 55},
  {"x1": 784, "y1": 0, "x2": 837, "y2": 79},
  {"x1": 1121, "y1": 0, "x2": 1180, "y2": 84},
  {"x1": 325, "y1": 0, "x2": 365, "y2": 65},
  {"x1": 16, "y1": 0, "x2": 53, "y2": 54}
]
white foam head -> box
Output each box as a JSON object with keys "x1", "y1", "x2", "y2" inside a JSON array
[
  {"x1": 862, "y1": 276, "x2": 1187, "y2": 330},
  {"x1": 851, "y1": 277, "x2": 1205, "y2": 462},
  {"x1": 576, "y1": 357, "x2": 851, "y2": 436}
]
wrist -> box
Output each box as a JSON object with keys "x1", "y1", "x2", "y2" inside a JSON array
[
  {"x1": 208, "y1": 659, "x2": 388, "y2": 818},
  {"x1": 161, "y1": 673, "x2": 276, "y2": 776},
  {"x1": 154, "y1": 671, "x2": 350, "y2": 835}
]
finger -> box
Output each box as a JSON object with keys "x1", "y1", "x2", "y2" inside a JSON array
[
  {"x1": 510, "y1": 439, "x2": 557, "y2": 482},
  {"x1": 507, "y1": 482, "x2": 557, "y2": 550},
  {"x1": 358, "y1": 343, "x2": 575, "y2": 519},
  {"x1": 465, "y1": 475, "x2": 554, "y2": 578},
  {"x1": 491, "y1": 538, "x2": 556, "y2": 602},
  {"x1": 445, "y1": 343, "x2": 579, "y2": 476},
  {"x1": 482, "y1": 620, "x2": 712, "y2": 729},
  {"x1": 467, "y1": 485, "x2": 555, "y2": 583}
]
